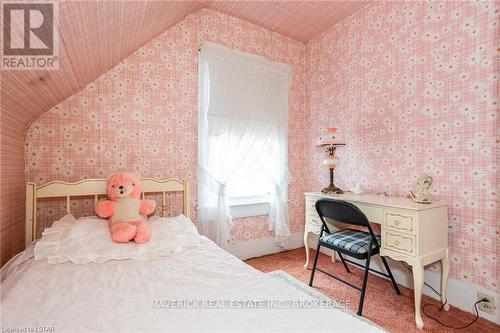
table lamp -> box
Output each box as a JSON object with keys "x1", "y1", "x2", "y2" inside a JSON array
[{"x1": 317, "y1": 128, "x2": 345, "y2": 194}]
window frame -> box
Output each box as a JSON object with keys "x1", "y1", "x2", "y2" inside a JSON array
[{"x1": 228, "y1": 195, "x2": 271, "y2": 218}]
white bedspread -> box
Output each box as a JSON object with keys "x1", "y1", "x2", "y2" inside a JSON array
[
  {"x1": 1, "y1": 238, "x2": 384, "y2": 333},
  {"x1": 34, "y1": 215, "x2": 201, "y2": 264}
]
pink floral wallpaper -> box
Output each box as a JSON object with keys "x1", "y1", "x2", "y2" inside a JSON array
[
  {"x1": 25, "y1": 9, "x2": 307, "y2": 244},
  {"x1": 306, "y1": 1, "x2": 498, "y2": 291}
]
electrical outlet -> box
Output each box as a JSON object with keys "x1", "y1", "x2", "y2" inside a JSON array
[{"x1": 477, "y1": 292, "x2": 496, "y2": 315}]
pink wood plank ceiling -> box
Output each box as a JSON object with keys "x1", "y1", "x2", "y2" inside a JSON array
[{"x1": 207, "y1": 1, "x2": 371, "y2": 43}]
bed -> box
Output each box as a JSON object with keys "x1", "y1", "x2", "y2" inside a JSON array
[{"x1": 1, "y1": 178, "x2": 384, "y2": 332}]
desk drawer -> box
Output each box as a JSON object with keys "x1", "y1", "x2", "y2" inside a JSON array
[
  {"x1": 306, "y1": 198, "x2": 318, "y2": 211},
  {"x1": 383, "y1": 231, "x2": 415, "y2": 256},
  {"x1": 306, "y1": 198, "x2": 323, "y2": 219},
  {"x1": 307, "y1": 198, "x2": 383, "y2": 224},
  {"x1": 385, "y1": 210, "x2": 416, "y2": 234},
  {"x1": 305, "y1": 214, "x2": 322, "y2": 233},
  {"x1": 356, "y1": 204, "x2": 383, "y2": 223},
  {"x1": 307, "y1": 205, "x2": 318, "y2": 216}
]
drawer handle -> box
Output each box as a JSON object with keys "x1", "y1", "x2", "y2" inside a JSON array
[
  {"x1": 394, "y1": 240, "x2": 400, "y2": 246},
  {"x1": 394, "y1": 220, "x2": 400, "y2": 225}
]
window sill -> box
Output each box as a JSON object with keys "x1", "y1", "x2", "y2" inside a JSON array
[{"x1": 229, "y1": 200, "x2": 270, "y2": 218}]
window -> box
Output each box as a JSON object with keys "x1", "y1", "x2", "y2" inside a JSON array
[
  {"x1": 197, "y1": 42, "x2": 292, "y2": 248},
  {"x1": 226, "y1": 132, "x2": 280, "y2": 217},
  {"x1": 209, "y1": 133, "x2": 275, "y2": 200}
]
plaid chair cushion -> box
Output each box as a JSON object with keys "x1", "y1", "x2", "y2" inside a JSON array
[{"x1": 320, "y1": 229, "x2": 380, "y2": 255}]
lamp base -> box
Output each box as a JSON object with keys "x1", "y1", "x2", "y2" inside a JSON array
[{"x1": 321, "y1": 184, "x2": 344, "y2": 194}]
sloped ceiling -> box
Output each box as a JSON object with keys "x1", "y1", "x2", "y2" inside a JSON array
[{"x1": 0, "y1": 1, "x2": 370, "y2": 132}]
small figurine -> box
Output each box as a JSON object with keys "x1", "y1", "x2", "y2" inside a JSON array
[
  {"x1": 349, "y1": 182, "x2": 363, "y2": 194},
  {"x1": 410, "y1": 174, "x2": 433, "y2": 204}
]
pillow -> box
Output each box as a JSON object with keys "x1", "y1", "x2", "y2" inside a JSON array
[{"x1": 34, "y1": 214, "x2": 200, "y2": 264}]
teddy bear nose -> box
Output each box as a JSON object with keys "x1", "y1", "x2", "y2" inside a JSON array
[{"x1": 119, "y1": 186, "x2": 124, "y2": 190}]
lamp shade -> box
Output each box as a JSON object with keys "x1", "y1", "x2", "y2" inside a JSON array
[{"x1": 317, "y1": 128, "x2": 345, "y2": 146}]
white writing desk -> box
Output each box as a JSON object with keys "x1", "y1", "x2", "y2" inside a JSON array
[{"x1": 304, "y1": 192, "x2": 449, "y2": 329}]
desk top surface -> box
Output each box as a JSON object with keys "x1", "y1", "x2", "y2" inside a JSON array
[{"x1": 305, "y1": 192, "x2": 447, "y2": 211}]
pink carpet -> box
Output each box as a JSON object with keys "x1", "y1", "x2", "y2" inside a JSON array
[{"x1": 246, "y1": 248, "x2": 499, "y2": 333}]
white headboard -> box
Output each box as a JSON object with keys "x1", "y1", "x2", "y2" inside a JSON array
[{"x1": 25, "y1": 178, "x2": 190, "y2": 246}]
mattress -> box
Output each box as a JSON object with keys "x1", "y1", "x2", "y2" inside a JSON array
[{"x1": 1, "y1": 237, "x2": 384, "y2": 332}]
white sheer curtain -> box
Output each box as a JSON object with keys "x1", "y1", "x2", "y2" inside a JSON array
[{"x1": 198, "y1": 41, "x2": 292, "y2": 250}]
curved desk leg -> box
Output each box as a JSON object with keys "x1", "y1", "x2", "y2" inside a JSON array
[
  {"x1": 413, "y1": 261, "x2": 424, "y2": 329},
  {"x1": 303, "y1": 230, "x2": 310, "y2": 268},
  {"x1": 441, "y1": 249, "x2": 450, "y2": 311}
]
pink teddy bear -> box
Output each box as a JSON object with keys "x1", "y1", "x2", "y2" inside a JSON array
[{"x1": 96, "y1": 172, "x2": 156, "y2": 244}]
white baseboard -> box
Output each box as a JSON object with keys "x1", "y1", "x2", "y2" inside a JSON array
[
  {"x1": 305, "y1": 233, "x2": 500, "y2": 324},
  {"x1": 229, "y1": 231, "x2": 304, "y2": 261}
]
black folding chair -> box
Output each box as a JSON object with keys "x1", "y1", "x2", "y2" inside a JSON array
[{"x1": 308, "y1": 198, "x2": 401, "y2": 316}]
